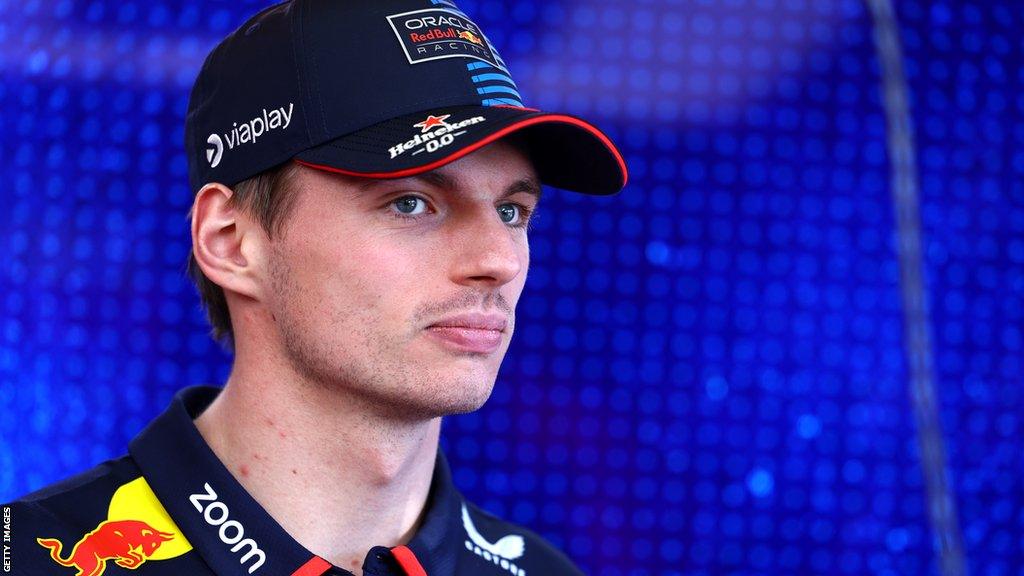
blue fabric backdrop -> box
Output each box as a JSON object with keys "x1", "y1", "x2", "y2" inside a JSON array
[{"x1": 1, "y1": 1, "x2": 1021, "y2": 574}]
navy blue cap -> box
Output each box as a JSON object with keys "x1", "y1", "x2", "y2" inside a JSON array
[{"x1": 185, "y1": 0, "x2": 628, "y2": 196}]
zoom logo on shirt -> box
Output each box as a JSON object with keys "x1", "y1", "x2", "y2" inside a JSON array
[
  {"x1": 190, "y1": 483, "x2": 266, "y2": 573},
  {"x1": 205, "y1": 103, "x2": 294, "y2": 168}
]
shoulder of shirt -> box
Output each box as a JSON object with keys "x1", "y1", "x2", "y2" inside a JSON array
[
  {"x1": 7, "y1": 454, "x2": 141, "y2": 512},
  {"x1": 2, "y1": 455, "x2": 143, "y2": 575},
  {"x1": 459, "y1": 499, "x2": 585, "y2": 576}
]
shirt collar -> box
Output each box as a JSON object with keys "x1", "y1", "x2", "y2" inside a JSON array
[{"x1": 128, "y1": 385, "x2": 463, "y2": 576}]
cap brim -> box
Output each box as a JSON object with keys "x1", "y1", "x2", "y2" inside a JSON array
[{"x1": 293, "y1": 105, "x2": 627, "y2": 195}]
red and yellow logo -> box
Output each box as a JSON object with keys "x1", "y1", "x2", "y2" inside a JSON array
[
  {"x1": 38, "y1": 520, "x2": 173, "y2": 575},
  {"x1": 36, "y1": 477, "x2": 192, "y2": 576},
  {"x1": 457, "y1": 30, "x2": 484, "y2": 45}
]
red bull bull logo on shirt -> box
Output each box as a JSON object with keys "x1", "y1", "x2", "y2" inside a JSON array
[
  {"x1": 35, "y1": 477, "x2": 192, "y2": 575},
  {"x1": 37, "y1": 520, "x2": 174, "y2": 576}
]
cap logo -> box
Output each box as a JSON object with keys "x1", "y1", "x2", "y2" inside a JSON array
[
  {"x1": 386, "y1": 8, "x2": 500, "y2": 67},
  {"x1": 206, "y1": 134, "x2": 224, "y2": 168},
  {"x1": 388, "y1": 114, "x2": 485, "y2": 159},
  {"x1": 413, "y1": 114, "x2": 451, "y2": 133},
  {"x1": 203, "y1": 103, "x2": 294, "y2": 169}
]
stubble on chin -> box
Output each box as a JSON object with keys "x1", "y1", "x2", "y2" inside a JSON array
[
  {"x1": 281, "y1": 324, "x2": 499, "y2": 421},
  {"x1": 268, "y1": 257, "x2": 499, "y2": 421}
]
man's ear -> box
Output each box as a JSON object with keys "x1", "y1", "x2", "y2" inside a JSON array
[{"x1": 190, "y1": 183, "x2": 267, "y2": 301}]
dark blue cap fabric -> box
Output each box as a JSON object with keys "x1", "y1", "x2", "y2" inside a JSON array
[{"x1": 185, "y1": 0, "x2": 627, "y2": 196}]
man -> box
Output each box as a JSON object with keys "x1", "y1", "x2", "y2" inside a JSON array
[{"x1": 5, "y1": 1, "x2": 626, "y2": 575}]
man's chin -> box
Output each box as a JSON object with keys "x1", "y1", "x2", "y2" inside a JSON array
[
  {"x1": 415, "y1": 381, "x2": 495, "y2": 418},
  {"x1": 437, "y1": 394, "x2": 491, "y2": 416},
  {"x1": 364, "y1": 376, "x2": 496, "y2": 422}
]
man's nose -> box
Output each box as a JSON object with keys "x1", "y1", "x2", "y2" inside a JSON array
[{"x1": 448, "y1": 209, "x2": 524, "y2": 288}]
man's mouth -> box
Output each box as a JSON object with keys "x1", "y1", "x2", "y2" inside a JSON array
[{"x1": 426, "y1": 312, "x2": 507, "y2": 354}]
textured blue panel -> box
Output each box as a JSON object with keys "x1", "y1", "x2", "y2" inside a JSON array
[
  {"x1": 898, "y1": 1, "x2": 1024, "y2": 574},
  {"x1": 1, "y1": 1, "x2": 1020, "y2": 575}
]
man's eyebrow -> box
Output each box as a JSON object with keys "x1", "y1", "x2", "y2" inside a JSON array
[
  {"x1": 356, "y1": 171, "x2": 455, "y2": 193},
  {"x1": 502, "y1": 177, "x2": 542, "y2": 201},
  {"x1": 414, "y1": 171, "x2": 458, "y2": 191}
]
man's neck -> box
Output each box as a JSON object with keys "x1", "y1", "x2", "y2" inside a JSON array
[{"x1": 194, "y1": 367, "x2": 441, "y2": 575}]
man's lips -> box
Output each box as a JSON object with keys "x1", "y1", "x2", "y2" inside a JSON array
[
  {"x1": 426, "y1": 312, "x2": 507, "y2": 353},
  {"x1": 428, "y1": 312, "x2": 508, "y2": 332}
]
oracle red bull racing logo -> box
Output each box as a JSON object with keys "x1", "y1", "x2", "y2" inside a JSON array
[
  {"x1": 36, "y1": 477, "x2": 191, "y2": 576},
  {"x1": 386, "y1": 7, "x2": 500, "y2": 67},
  {"x1": 37, "y1": 520, "x2": 174, "y2": 576}
]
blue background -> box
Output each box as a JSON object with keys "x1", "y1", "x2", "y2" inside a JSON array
[{"x1": 2, "y1": 1, "x2": 1022, "y2": 575}]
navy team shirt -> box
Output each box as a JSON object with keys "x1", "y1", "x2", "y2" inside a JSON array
[{"x1": 4, "y1": 386, "x2": 583, "y2": 576}]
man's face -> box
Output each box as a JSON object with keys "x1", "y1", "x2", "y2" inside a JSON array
[{"x1": 263, "y1": 140, "x2": 538, "y2": 420}]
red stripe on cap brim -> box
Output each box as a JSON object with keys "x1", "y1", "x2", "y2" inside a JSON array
[{"x1": 294, "y1": 113, "x2": 628, "y2": 192}]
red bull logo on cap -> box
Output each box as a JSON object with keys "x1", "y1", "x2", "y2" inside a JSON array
[
  {"x1": 386, "y1": 7, "x2": 500, "y2": 67},
  {"x1": 36, "y1": 477, "x2": 192, "y2": 576},
  {"x1": 457, "y1": 30, "x2": 484, "y2": 46}
]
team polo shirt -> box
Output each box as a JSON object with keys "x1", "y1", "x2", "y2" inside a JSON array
[{"x1": 5, "y1": 386, "x2": 583, "y2": 576}]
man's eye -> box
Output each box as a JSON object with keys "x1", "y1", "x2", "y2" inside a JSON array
[
  {"x1": 391, "y1": 196, "x2": 429, "y2": 217},
  {"x1": 497, "y1": 204, "x2": 520, "y2": 224},
  {"x1": 498, "y1": 203, "x2": 534, "y2": 229}
]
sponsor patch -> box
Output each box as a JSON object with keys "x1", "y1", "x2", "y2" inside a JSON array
[
  {"x1": 386, "y1": 8, "x2": 500, "y2": 67},
  {"x1": 462, "y1": 503, "x2": 526, "y2": 576},
  {"x1": 36, "y1": 477, "x2": 191, "y2": 576},
  {"x1": 205, "y1": 102, "x2": 294, "y2": 168},
  {"x1": 189, "y1": 482, "x2": 266, "y2": 574},
  {"x1": 389, "y1": 113, "x2": 486, "y2": 159}
]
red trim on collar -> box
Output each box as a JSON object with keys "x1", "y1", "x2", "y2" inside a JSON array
[
  {"x1": 392, "y1": 545, "x2": 429, "y2": 576},
  {"x1": 291, "y1": 556, "x2": 331, "y2": 576}
]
